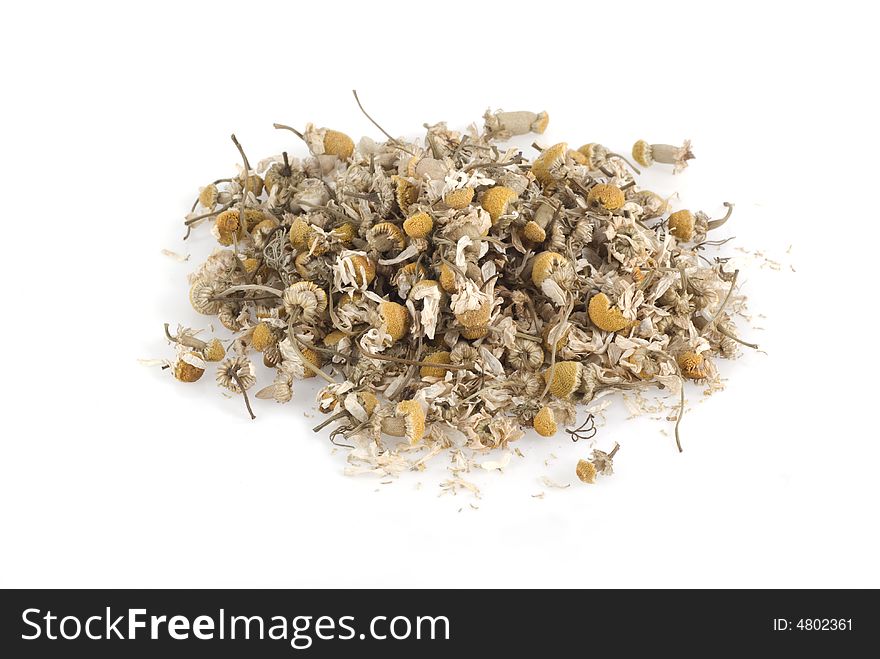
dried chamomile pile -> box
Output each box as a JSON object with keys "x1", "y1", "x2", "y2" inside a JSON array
[{"x1": 157, "y1": 93, "x2": 756, "y2": 485}]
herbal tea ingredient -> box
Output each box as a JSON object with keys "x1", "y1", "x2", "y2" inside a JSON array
[{"x1": 159, "y1": 93, "x2": 756, "y2": 484}]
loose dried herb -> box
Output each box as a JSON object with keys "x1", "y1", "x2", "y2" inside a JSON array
[{"x1": 155, "y1": 92, "x2": 757, "y2": 485}]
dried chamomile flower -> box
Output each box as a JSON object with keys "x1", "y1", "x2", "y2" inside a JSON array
[
  {"x1": 438, "y1": 263, "x2": 458, "y2": 293},
  {"x1": 576, "y1": 459, "x2": 597, "y2": 484},
  {"x1": 288, "y1": 217, "x2": 313, "y2": 249},
  {"x1": 393, "y1": 176, "x2": 419, "y2": 213},
  {"x1": 521, "y1": 220, "x2": 546, "y2": 243},
  {"x1": 303, "y1": 124, "x2": 355, "y2": 160},
  {"x1": 218, "y1": 302, "x2": 247, "y2": 332},
  {"x1": 251, "y1": 322, "x2": 276, "y2": 352},
  {"x1": 198, "y1": 184, "x2": 218, "y2": 209},
  {"x1": 174, "y1": 352, "x2": 206, "y2": 383},
  {"x1": 450, "y1": 341, "x2": 480, "y2": 367},
  {"x1": 409, "y1": 279, "x2": 443, "y2": 339},
  {"x1": 403, "y1": 212, "x2": 433, "y2": 239},
  {"x1": 214, "y1": 209, "x2": 244, "y2": 246},
  {"x1": 420, "y1": 351, "x2": 453, "y2": 378},
  {"x1": 256, "y1": 369, "x2": 294, "y2": 404},
  {"x1": 406, "y1": 155, "x2": 448, "y2": 181},
  {"x1": 338, "y1": 252, "x2": 376, "y2": 287},
  {"x1": 298, "y1": 346, "x2": 323, "y2": 379},
  {"x1": 330, "y1": 223, "x2": 355, "y2": 243},
  {"x1": 677, "y1": 351, "x2": 709, "y2": 380},
  {"x1": 283, "y1": 281, "x2": 328, "y2": 324},
  {"x1": 241, "y1": 173, "x2": 264, "y2": 196},
  {"x1": 380, "y1": 399, "x2": 426, "y2": 444},
  {"x1": 480, "y1": 186, "x2": 518, "y2": 224},
  {"x1": 543, "y1": 361, "x2": 582, "y2": 398},
  {"x1": 216, "y1": 356, "x2": 257, "y2": 393},
  {"x1": 451, "y1": 281, "x2": 492, "y2": 339},
  {"x1": 443, "y1": 187, "x2": 474, "y2": 210},
  {"x1": 508, "y1": 338, "x2": 544, "y2": 371},
  {"x1": 628, "y1": 189, "x2": 669, "y2": 219},
  {"x1": 251, "y1": 217, "x2": 280, "y2": 246},
  {"x1": 378, "y1": 301, "x2": 410, "y2": 342},
  {"x1": 576, "y1": 143, "x2": 609, "y2": 169},
  {"x1": 322, "y1": 329, "x2": 349, "y2": 348},
  {"x1": 533, "y1": 405, "x2": 558, "y2": 437},
  {"x1": 367, "y1": 222, "x2": 406, "y2": 252},
  {"x1": 667, "y1": 209, "x2": 695, "y2": 242},
  {"x1": 189, "y1": 278, "x2": 224, "y2": 315},
  {"x1": 263, "y1": 152, "x2": 303, "y2": 193},
  {"x1": 587, "y1": 183, "x2": 626, "y2": 211},
  {"x1": 395, "y1": 263, "x2": 428, "y2": 299},
  {"x1": 590, "y1": 443, "x2": 620, "y2": 476},
  {"x1": 631, "y1": 139, "x2": 695, "y2": 173},
  {"x1": 215, "y1": 356, "x2": 258, "y2": 419},
  {"x1": 484, "y1": 109, "x2": 549, "y2": 139},
  {"x1": 530, "y1": 251, "x2": 568, "y2": 287},
  {"x1": 588, "y1": 293, "x2": 630, "y2": 333},
  {"x1": 203, "y1": 338, "x2": 226, "y2": 362},
  {"x1": 531, "y1": 142, "x2": 568, "y2": 186},
  {"x1": 356, "y1": 391, "x2": 379, "y2": 418}
]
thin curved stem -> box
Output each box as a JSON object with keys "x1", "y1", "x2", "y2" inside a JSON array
[
  {"x1": 184, "y1": 204, "x2": 231, "y2": 226},
  {"x1": 274, "y1": 123, "x2": 305, "y2": 141},
  {"x1": 230, "y1": 134, "x2": 252, "y2": 253},
  {"x1": 717, "y1": 325, "x2": 760, "y2": 350},
  {"x1": 352, "y1": 90, "x2": 415, "y2": 155},
  {"x1": 707, "y1": 202, "x2": 734, "y2": 231},
  {"x1": 232, "y1": 373, "x2": 256, "y2": 420},
  {"x1": 230, "y1": 133, "x2": 252, "y2": 177},
  {"x1": 674, "y1": 377, "x2": 685, "y2": 453},
  {"x1": 701, "y1": 270, "x2": 739, "y2": 336},
  {"x1": 607, "y1": 152, "x2": 641, "y2": 175},
  {"x1": 218, "y1": 284, "x2": 284, "y2": 298},
  {"x1": 313, "y1": 411, "x2": 349, "y2": 433},
  {"x1": 288, "y1": 334, "x2": 337, "y2": 384}
]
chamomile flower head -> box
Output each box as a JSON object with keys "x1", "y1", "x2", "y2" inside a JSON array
[
  {"x1": 543, "y1": 361, "x2": 582, "y2": 398},
  {"x1": 533, "y1": 405, "x2": 558, "y2": 437},
  {"x1": 588, "y1": 293, "x2": 630, "y2": 333}
]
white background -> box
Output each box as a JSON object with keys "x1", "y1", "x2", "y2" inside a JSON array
[{"x1": 1, "y1": 1, "x2": 878, "y2": 588}]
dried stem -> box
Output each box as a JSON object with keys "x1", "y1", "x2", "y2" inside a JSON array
[
  {"x1": 232, "y1": 372, "x2": 256, "y2": 420},
  {"x1": 218, "y1": 284, "x2": 284, "y2": 298},
  {"x1": 607, "y1": 152, "x2": 641, "y2": 175},
  {"x1": 285, "y1": 334, "x2": 336, "y2": 384},
  {"x1": 230, "y1": 134, "x2": 252, "y2": 177},
  {"x1": 674, "y1": 376, "x2": 685, "y2": 453},
  {"x1": 184, "y1": 204, "x2": 231, "y2": 227},
  {"x1": 209, "y1": 294, "x2": 278, "y2": 303},
  {"x1": 566, "y1": 413, "x2": 597, "y2": 442},
  {"x1": 351, "y1": 90, "x2": 415, "y2": 156},
  {"x1": 312, "y1": 411, "x2": 349, "y2": 433},
  {"x1": 707, "y1": 202, "x2": 734, "y2": 231},
  {"x1": 701, "y1": 269, "x2": 739, "y2": 336},
  {"x1": 717, "y1": 325, "x2": 759, "y2": 350},
  {"x1": 273, "y1": 123, "x2": 304, "y2": 141},
  {"x1": 230, "y1": 134, "x2": 252, "y2": 256}
]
